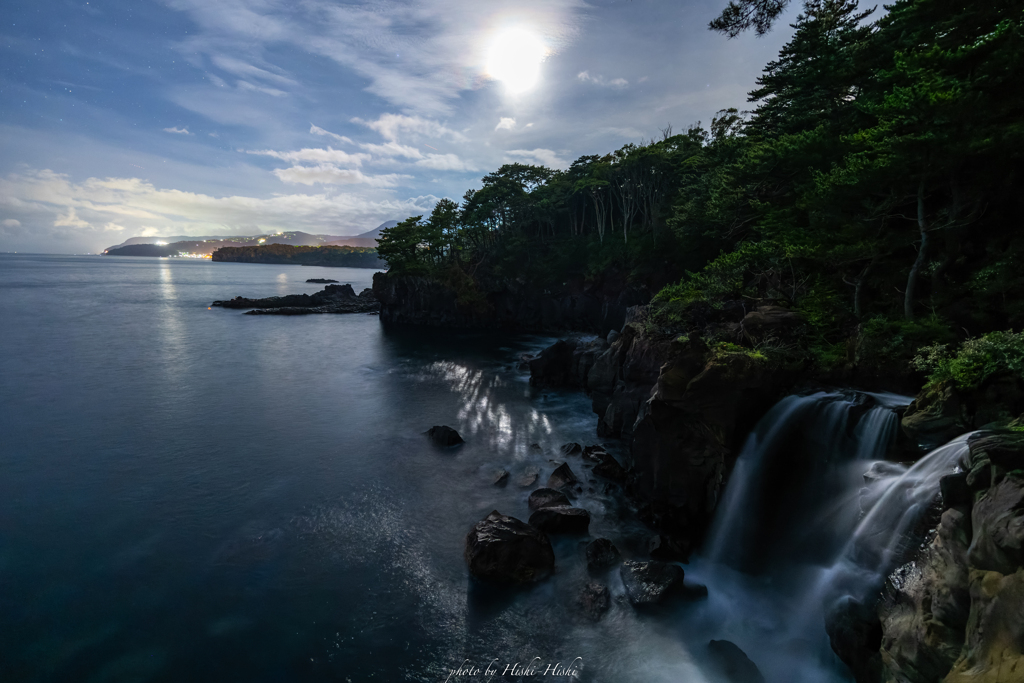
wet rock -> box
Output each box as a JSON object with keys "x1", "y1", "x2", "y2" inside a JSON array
[
  {"x1": 560, "y1": 443, "x2": 583, "y2": 456},
  {"x1": 944, "y1": 568, "x2": 1024, "y2": 683},
  {"x1": 529, "y1": 443, "x2": 542, "y2": 451},
  {"x1": 592, "y1": 452, "x2": 627, "y2": 482},
  {"x1": 528, "y1": 506, "x2": 591, "y2": 535},
  {"x1": 576, "y1": 581, "x2": 610, "y2": 621},
  {"x1": 426, "y1": 425, "x2": 464, "y2": 447},
  {"x1": 516, "y1": 468, "x2": 539, "y2": 488},
  {"x1": 528, "y1": 488, "x2": 571, "y2": 511},
  {"x1": 967, "y1": 475, "x2": 1024, "y2": 575},
  {"x1": 547, "y1": 463, "x2": 579, "y2": 491},
  {"x1": 305, "y1": 278, "x2": 338, "y2": 283},
  {"x1": 648, "y1": 533, "x2": 691, "y2": 562},
  {"x1": 864, "y1": 460, "x2": 907, "y2": 484},
  {"x1": 619, "y1": 560, "x2": 684, "y2": 606},
  {"x1": 216, "y1": 283, "x2": 380, "y2": 315},
  {"x1": 707, "y1": 640, "x2": 766, "y2": 683},
  {"x1": 492, "y1": 469, "x2": 510, "y2": 487},
  {"x1": 464, "y1": 511, "x2": 554, "y2": 584},
  {"x1": 586, "y1": 538, "x2": 621, "y2": 570},
  {"x1": 529, "y1": 339, "x2": 579, "y2": 387},
  {"x1": 681, "y1": 582, "x2": 708, "y2": 600},
  {"x1": 901, "y1": 383, "x2": 970, "y2": 452},
  {"x1": 826, "y1": 595, "x2": 883, "y2": 683},
  {"x1": 582, "y1": 445, "x2": 609, "y2": 463},
  {"x1": 877, "y1": 507, "x2": 972, "y2": 683},
  {"x1": 940, "y1": 471, "x2": 971, "y2": 509}
]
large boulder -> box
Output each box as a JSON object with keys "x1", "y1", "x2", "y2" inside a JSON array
[
  {"x1": 426, "y1": 425, "x2": 464, "y2": 447},
  {"x1": 528, "y1": 488, "x2": 571, "y2": 511},
  {"x1": 528, "y1": 506, "x2": 591, "y2": 534},
  {"x1": 619, "y1": 560, "x2": 684, "y2": 606},
  {"x1": 547, "y1": 463, "x2": 579, "y2": 491},
  {"x1": 464, "y1": 511, "x2": 554, "y2": 583},
  {"x1": 529, "y1": 339, "x2": 579, "y2": 387},
  {"x1": 739, "y1": 305, "x2": 804, "y2": 344},
  {"x1": 707, "y1": 640, "x2": 766, "y2": 683}
]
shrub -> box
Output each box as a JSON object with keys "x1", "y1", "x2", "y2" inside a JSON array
[{"x1": 912, "y1": 330, "x2": 1024, "y2": 390}]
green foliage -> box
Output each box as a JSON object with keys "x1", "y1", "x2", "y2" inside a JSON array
[
  {"x1": 858, "y1": 315, "x2": 957, "y2": 368},
  {"x1": 913, "y1": 330, "x2": 1024, "y2": 390}
]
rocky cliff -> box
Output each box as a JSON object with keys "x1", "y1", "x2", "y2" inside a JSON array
[{"x1": 372, "y1": 272, "x2": 649, "y2": 332}]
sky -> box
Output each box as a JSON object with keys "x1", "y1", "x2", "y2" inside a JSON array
[{"x1": 0, "y1": 0, "x2": 795, "y2": 254}]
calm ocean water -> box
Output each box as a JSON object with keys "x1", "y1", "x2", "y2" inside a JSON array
[{"x1": 0, "y1": 254, "x2": 850, "y2": 683}]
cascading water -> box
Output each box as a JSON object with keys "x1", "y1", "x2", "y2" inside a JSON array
[{"x1": 689, "y1": 389, "x2": 973, "y2": 683}]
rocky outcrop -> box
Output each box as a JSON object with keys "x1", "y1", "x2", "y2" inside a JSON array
[
  {"x1": 464, "y1": 511, "x2": 555, "y2": 583},
  {"x1": 212, "y1": 283, "x2": 379, "y2": 315},
  {"x1": 372, "y1": 272, "x2": 649, "y2": 332},
  {"x1": 528, "y1": 488, "x2": 571, "y2": 511},
  {"x1": 619, "y1": 560, "x2": 685, "y2": 606},
  {"x1": 901, "y1": 378, "x2": 1024, "y2": 452},
  {"x1": 528, "y1": 506, "x2": 591, "y2": 534},
  {"x1": 306, "y1": 278, "x2": 338, "y2": 283},
  {"x1": 834, "y1": 431, "x2": 1024, "y2": 683}
]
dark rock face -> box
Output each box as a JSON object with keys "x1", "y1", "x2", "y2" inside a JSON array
[
  {"x1": 968, "y1": 476, "x2": 1024, "y2": 576},
  {"x1": 528, "y1": 488, "x2": 571, "y2": 512},
  {"x1": 901, "y1": 379, "x2": 1024, "y2": 452},
  {"x1": 707, "y1": 640, "x2": 766, "y2": 683},
  {"x1": 560, "y1": 442, "x2": 583, "y2": 456},
  {"x1": 619, "y1": 560, "x2": 684, "y2": 606},
  {"x1": 492, "y1": 469, "x2": 510, "y2": 487},
  {"x1": 648, "y1": 533, "x2": 690, "y2": 562},
  {"x1": 586, "y1": 538, "x2": 621, "y2": 570},
  {"x1": 739, "y1": 305, "x2": 805, "y2": 344},
  {"x1": 576, "y1": 581, "x2": 610, "y2": 621},
  {"x1": 945, "y1": 567, "x2": 1024, "y2": 682},
  {"x1": 516, "y1": 468, "x2": 539, "y2": 488},
  {"x1": 464, "y1": 511, "x2": 554, "y2": 584},
  {"x1": 547, "y1": 463, "x2": 579, "y2": 491},
  {"x1": 212, "y1": 284, "x2": 379, "y2": 315},
  {"x1": 826, "y1": 596, "x2": 884, "y2": 683},
  {"x1": 306, "y1": 278, "x2": 339, "y2": 283},
  {"x1": 592, "y1": 452, "x2": 627, "y2": 482},
  {"x1": 528, "y1": 506, "x2": 591, "y2": 535},
  {"x1": 529, "y1": 339, "x2": 579, "y2": 387},
  {"x1": 372, "y1": 272, "x2": 649, "y2": 332},
  {"x1": 426, "y1": 425, "x2": 464, "y2": 447}
]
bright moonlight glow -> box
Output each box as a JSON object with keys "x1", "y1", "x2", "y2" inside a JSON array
[{"x1": 487, "y1": 28, "x2": 546, "y2": 94}]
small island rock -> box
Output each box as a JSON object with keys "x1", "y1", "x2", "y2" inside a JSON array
[
  {"x1": 464, "y1": 511, "x2": 554, "y2": 584},
  {"x1": 426, "y1": 425, "x2": 464, "y2": 447}
]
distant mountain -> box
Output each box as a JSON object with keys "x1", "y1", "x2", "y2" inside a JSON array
[
  {"x1": 325, "y1": 220, "x2": 401, "y2": 247},
  {"x1": 356, "y1": 220, "x2": 400, "y2": 240},
  {"x1": 104, "y1": 223, "x2": 402, "y2": 254}
]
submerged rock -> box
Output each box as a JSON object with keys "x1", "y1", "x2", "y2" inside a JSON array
[
  {"x1": 528, "y1": 506, "x2": 591, "y2": 534},
  {"x1": 464, "y1": 511, "x2": 554, "y2": 584},
  {"x1": 516, "y1": 468, "x2": 540, "y2": 488},
  {"x1": 619, "y1": 560, "x2": 684, "y2": 606},
  {"x1": 528, "y1": 488, "x2": 570, "y2": 511},
  {"x1": 492, "y1": 469, "x2": 510, "y2": 487},
  {"x1": 305, "y1": 278, "x2": 339, "y2": 283},
  {"x1": 707, "y1": 640, "x2": 766, "y2": 683},
  {"x1": 586, "y1": 538, "x2": 621, "y2": 570},
  {"x1": 560, "y1": 442, "x2": 583, "y2": 456},
  {"x1": 426, "y1": 425, "x2": 464, "y2": 447},
  {"x1": 576, "y1": 581, "x2": 610, "y2": 621}
]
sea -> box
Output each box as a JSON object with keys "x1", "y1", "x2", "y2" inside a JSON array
[{"x1": 0, "y1": 254, "x2": 853, "y2": 683}]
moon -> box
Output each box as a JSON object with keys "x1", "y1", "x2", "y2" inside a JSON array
[{"x1": 486, "y1": 28, "x2": 547, "y2": 94}]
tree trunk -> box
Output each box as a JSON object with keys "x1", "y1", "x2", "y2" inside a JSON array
[{"x1": 904, "y1": 178, "x2": 929, "y2": 321}]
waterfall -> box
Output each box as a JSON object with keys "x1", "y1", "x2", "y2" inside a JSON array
[{"x1": 706, "y1": 390, "x2": 910, "y2": 571}]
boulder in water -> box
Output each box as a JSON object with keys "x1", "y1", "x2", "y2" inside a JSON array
[
  {"x1": 592, "y1": 452, "x2": 627, "y2": 482},
  {"x1": 560, "y1": 442, "x2": 583, "y2": 456},
  {"x1": 547, "y1": 462, "x2": 579, "y2": 491},
  {"x1": 464, "y1": 511, "x2": 554, "y2": 583},
  {"x1": 576, "y1": 581, "x2": 610, "y2": 621},
  {"x1": 528, "y1": 506, "x2": 591, "y2": 534},
  {"x1": 586, "y1": 538, "x2": 621, "y2": 570},
  {"x1": 492, "y1": 469, "x2": 510, "y2": 487},
  {"x1": 707, "y1": 640, "x2": 766, "y2": 683},
  {"x1": 528, "y1": 488, "x2": 570, "y2": 511},
  {"x1": 426, "y1": 425, "x2": 464, "y2": 447},
  {"x1": 516, "y1": 467, "x2": 539, "y2": 488},
  {"x1": 620, "y1": 560, "x2": 684, "y2": 606}
]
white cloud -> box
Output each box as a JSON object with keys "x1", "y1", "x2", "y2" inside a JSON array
[
  {"x1": 237, "y1": 80, "x2": 287, "y2": 97},
  {"x1": 495, "y1": 117, "x2": 517, "y2": 131},
  {"x1": 209, "y1": 54, "x2": 296, "y2": 87},
  {"x1": 310, "y1": 124, "x2": 352, "y2": 145},
  {"x1": 358, "y1": 141, "x2": 424, "y2": 160},
  {"x1": 163, "y1": 127, "x2": 192, "y2": 135},
  {"x1": 577, "y1": 71, "x2": 628, "y2": 87},
  {"x1": 415, "y1": 154, "x2": 477, "y2": 172},
  {"x1": 272, "y1": 164, "x2": 408, "y2": 188},
  {"x1": 505, "y1": 148, "x2": 569, "y2": 169},
  {"x1": 0, "y1": 168, "x2": 437, "y2": 251},
  {"x1": 247, "y1": 147, "x2": 370, "y2": 166},
  {"x1": 2, "y1": 219, "x2": 21, "y2": 228},
  {"x1": 352, "y1": 113, "x2": 467, "y2": 143}
]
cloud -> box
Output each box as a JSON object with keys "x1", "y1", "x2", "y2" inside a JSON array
[
  {"x1": 209, "y1": 54, "x2": 296, "y2": 88},
  {"x1": 310, "y1": 124, "x2": 353, "y2": 145},
  {"x1": 495, "y1": 117, "x2": 517, "y2": 131},
  {"x1": 358, "y1": 141, "x2": 423, "y2": 160},
  {"x1": 352, "y1": 113, "x2": 467, "y2": 143},
  {"x1": 247, "y1": 147, "x2": 370, "y2": 166},
  {"x1": 415, "y1": 154, "x2": 477, "y2": 172},
  {"x1": 163, "y1": 127, "x2": 192, "y2": 135},
  {"x1": 505, "y1": 148, "x2": 569, "y2": 169},
  {"x1": 272, "y1": 165, "x2": 408, "y2": 187},
  {"x1": 578, "y1": 71, "x2": 628, "y2": 87},
  {"x1": 0, "y1": 168, "x2": 437, "y2": 251}
]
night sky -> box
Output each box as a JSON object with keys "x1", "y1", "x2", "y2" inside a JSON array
[{"x1": 1, "y1": 0, "x2": 793, "y2": 253}]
